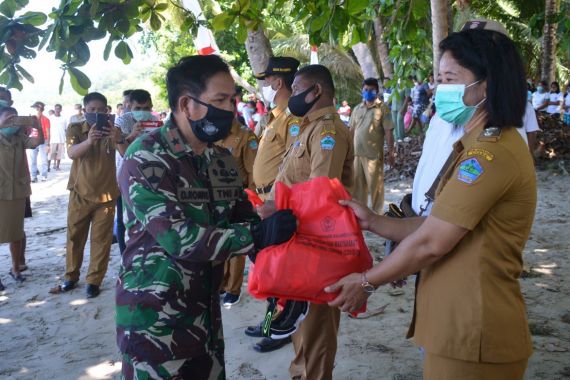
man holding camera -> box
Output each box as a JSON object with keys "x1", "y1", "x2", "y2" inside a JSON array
[{"x1": 58, "y1": 92, "x2": 120, "y2": 298}]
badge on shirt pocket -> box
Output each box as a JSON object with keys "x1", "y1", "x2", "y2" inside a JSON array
[{"x1": 457, "y1": 157, "x2": 484, "y2": 184}]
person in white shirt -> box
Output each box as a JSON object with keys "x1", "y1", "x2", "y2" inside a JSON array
[
  {"x1": 546, "y1": 81, "x2": 563, "y2": 116},
  {"x1": 48, "y1": 104, "x2": 67, "y2": 171},
  {"x1": 563, "y1": 82, "x2": 570, "y2": 126},
  {"x1": 531, "y1": 80, "x2": 549, "y2": 112},
  {"x1": 338, "y1": 100, "x2": 351, "y2": 125}
]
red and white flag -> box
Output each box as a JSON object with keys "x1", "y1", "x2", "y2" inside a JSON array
[
  {"x1": 310, "y1": 45, "x2": 319, "y2": 65},
  {"x1": 182, "y1": 0, "x2": 220, "y2": 55}
]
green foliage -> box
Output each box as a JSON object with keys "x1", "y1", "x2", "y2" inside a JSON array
[{"x1": 0, "y1": 0, "x2": 175, "y2": 93}]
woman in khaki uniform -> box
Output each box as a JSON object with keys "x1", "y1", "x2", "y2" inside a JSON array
[
  {"x1": 0, "y1": 106, "x2": 44, "y2": 289},
  {"x1": 326, "y1": 22, "x2": 535, "y2": 379}
]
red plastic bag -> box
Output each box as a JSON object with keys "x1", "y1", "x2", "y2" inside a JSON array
[
  {"x1": 244, "y1": 188, "x2": 264, "y2": 207},
  {"x1": 248, "y1": 177, "x2": 373, "y2": 304}
]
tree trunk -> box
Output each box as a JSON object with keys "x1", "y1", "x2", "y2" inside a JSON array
[
  {"x1": 245, "y1": 27, "x2": 273, "y2": 89},
  {"x1": 430, "y1": 0, "x2": 449, "y2": 78},
  {"x1": 352, "y1": 42, "x2": 379, "y2": 79},
  {"x1": 541, "y1": 0, "x2": 559, "y2": 83},
  {"x1": 373, "y1": 15, "x2": 394, "y2": 79}
]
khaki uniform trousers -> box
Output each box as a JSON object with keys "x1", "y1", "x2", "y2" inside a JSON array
[
  {"x1": 65, "y1": 190, "x2": 115, "y2": 286},
  {"x1": 222, "y1": 256, "x2": 246, "y2": 295},
  {"x1": 424, "y1": 352, "x2": 528, "y2": 380},
  {"x1": 353, "y1": 155, "x2": 384, "y2": 214},
  {"x1": 289, "y1": 303, "x2": 340, "y2": 380}
]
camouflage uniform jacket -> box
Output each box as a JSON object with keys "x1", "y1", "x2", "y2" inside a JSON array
[{"x1": 116, "y1": 119, "x2": 259, "y2": 364}]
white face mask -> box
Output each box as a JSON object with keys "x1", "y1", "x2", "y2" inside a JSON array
[{"x1": 262, "y1": 85, "x2": 277, "y2": 104}]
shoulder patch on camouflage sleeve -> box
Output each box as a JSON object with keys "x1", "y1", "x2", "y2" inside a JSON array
[
  {"x1": 137, "y1": 161, "x2": 166, "y2": 191},
  {"x1": 457, "y1": 157, "x2": 484, "y2": 184}
]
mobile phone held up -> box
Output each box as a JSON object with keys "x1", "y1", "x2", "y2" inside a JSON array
[{"x1": 85, "y1": 113, "x2": 115, "y2": 134}]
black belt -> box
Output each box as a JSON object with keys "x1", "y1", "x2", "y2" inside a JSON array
[{"x1": 255, "y1": 183, "x2": 273, "y2": 195}]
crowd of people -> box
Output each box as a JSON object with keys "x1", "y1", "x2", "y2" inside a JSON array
[{"x1": 0, "y1": 17, "x2": 564, "y2": 380}]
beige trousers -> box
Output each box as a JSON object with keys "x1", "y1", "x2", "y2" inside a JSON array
[
  {"x1": 65, "y1": 191, "x2": 115, "y2": 286},
  {"x1": 352, "y1": 155, "x2": 385, "y2": 214},
  {"x1": 289, "y1": 303, "x2": 340, "y2": 380},
  {"x1": 221, "y1": 256, "x2": 246, "y2": 295}
]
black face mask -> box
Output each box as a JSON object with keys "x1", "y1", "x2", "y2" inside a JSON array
[
  {"x1": 188, "y1": 97, "x2": 234, "y2": 143},
  {"x1": 288, "y1": 85, "x2": 320, "y2": 117}
]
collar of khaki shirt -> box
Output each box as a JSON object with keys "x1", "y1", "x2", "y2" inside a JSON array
[
  {"x1": 362, "y1": 99, "x2": 382, "y2": 109},
  {"x1": 454, "y1": 112, "x2": 490, "y2": 154},
  {"x1": 304, "y1": 105, "x2": 338, "y2": 125}
]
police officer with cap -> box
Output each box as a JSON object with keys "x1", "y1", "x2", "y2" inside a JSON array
[{"x1": 242, "y1": 57, "x2": 302, "y2": 353}]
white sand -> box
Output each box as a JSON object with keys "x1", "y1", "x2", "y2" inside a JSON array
[{"x1": 0, "y1": 163, "x2": 568, "y2": 380}]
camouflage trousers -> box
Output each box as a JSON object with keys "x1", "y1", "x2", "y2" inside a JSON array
[{"x1": 122, "y1": 352, "x2": 225, "y2": 380}]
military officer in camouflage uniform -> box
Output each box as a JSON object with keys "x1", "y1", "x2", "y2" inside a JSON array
[
  {"x1": 116, "y1": 55, "x2": 296, "y2": 380},
  {"x1": 217, "y1": 118, "x2": 258, "y2": 307}
]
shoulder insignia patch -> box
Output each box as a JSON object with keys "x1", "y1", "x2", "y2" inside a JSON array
[
  {"x1": 248, "y1": 139, "x2": 258, "y2": 150},
  {"x1": 138, "y1": 162, "x2": 166, "y2": 191},
  {"x1": 478, "y1": 127, "x2": 502, "y2": 142},
  {"x1": 289, "y1": 124, "x2": 300, "y2": 137},
  {"x1": 320, "y1": 135, "x2": 336, "y2": 150},
  {"x1": 457, "y1": 157, "x2": 484, "y2": 184},
  {"x1": 467, "y1": 148, "x2": 494, "y2": 161},
  {"x1": 320, "y1": 123, "x2": 336, "y2": 136}
]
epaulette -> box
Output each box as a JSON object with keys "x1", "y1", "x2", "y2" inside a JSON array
[{"x1": 477, "y1": 127, "x2": 502, "y2": 142}]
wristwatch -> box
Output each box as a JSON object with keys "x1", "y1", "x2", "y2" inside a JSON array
[{"x1": 361, "y1": 272, "x2": 376, "y2": 294}]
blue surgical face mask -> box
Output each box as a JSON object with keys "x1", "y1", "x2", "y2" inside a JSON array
[
  {"x1": 434, "y1": 81, "x2": 485, "y2": 126},
  {"x1": 0, "y1": 100, "x2": 10, "y2": 107},
  {"x1": 362, "y1": 89, "x2": 377, "y2": 102},
  {"x1": 131, "y1": 110, "x2": 153, "y2": 121},
  {"x1": 0, "y1": 127, "x2": 19, "y2": 136},
  {"x1": 537, "y1": 86, "x2": 544, "y2": 93}
]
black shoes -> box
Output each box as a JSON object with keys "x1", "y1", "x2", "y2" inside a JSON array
[
  {"x1": 86, "y1": 284, "x2": 100, "y2": 298},
  {"x1": 61, "y1": 280, "x2": 77, "y2": 292},
  {"x1": 253, "y1": 336, "x2": 292, "y2": 353},
  {"x1": 267, "y1": 301, "x2": 309, "y2": 340},
  {"x1": 8, "y1": 270, "x2": 25, "y2": 283},
  {"x1": 245, "y1": 322, "x2": 264, "y2": 338}
]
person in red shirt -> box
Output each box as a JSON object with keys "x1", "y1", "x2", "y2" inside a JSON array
[{"x1": 29, "y1": 101, "x2": 50, "y2": 181}]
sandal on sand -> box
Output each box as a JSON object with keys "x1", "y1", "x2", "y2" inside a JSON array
[
  {"x1": 19, "y1": 265, "x2": 28, "y2": 272},
  {"x1": 8, "y1": 270, "x2": 25, "y2": 283}
]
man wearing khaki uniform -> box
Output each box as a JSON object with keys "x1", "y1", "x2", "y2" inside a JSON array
[
  {"x1": 349, "y1": 78, "x2": 394, "y2": 213},
  {"x1": 60, "y1": 92, "x2": 119, "y2": 298},
  {"x1": 245, "y1": 57, "x2": 302, "y2": 353},
  {"x1": 217, "y1": 119, "x2": 258, "y2": 307},
  {"x1": 274, "y1": 65, "x2": 353, "y2": 380}
]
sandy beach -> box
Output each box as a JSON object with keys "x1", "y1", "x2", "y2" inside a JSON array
[{"x1": 0, "y1": 161, "x2": 569, "y2": 380}]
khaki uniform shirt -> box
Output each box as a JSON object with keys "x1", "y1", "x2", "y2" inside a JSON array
[
  {"x1": 410, "y1": 123, "x2": 536, "y2": 363},
  {"x1": 66, "y1": 122, "x2": 120, "y2": 203},
  {"x1": 252, "y1": 103, "x2": 301, "y2": 190},
  {"x1": 349, "y1": 100, "x2": 392, "y2": 159},
  {"x1": 0, "y1": 130, "x2": 34, "y2": 200},
  {"x1": 216, "y1": 120, "x2": 258, "y2": 189},
  {"x1": 275, "y1": 106, "x2": 354, "y2": 192}
]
